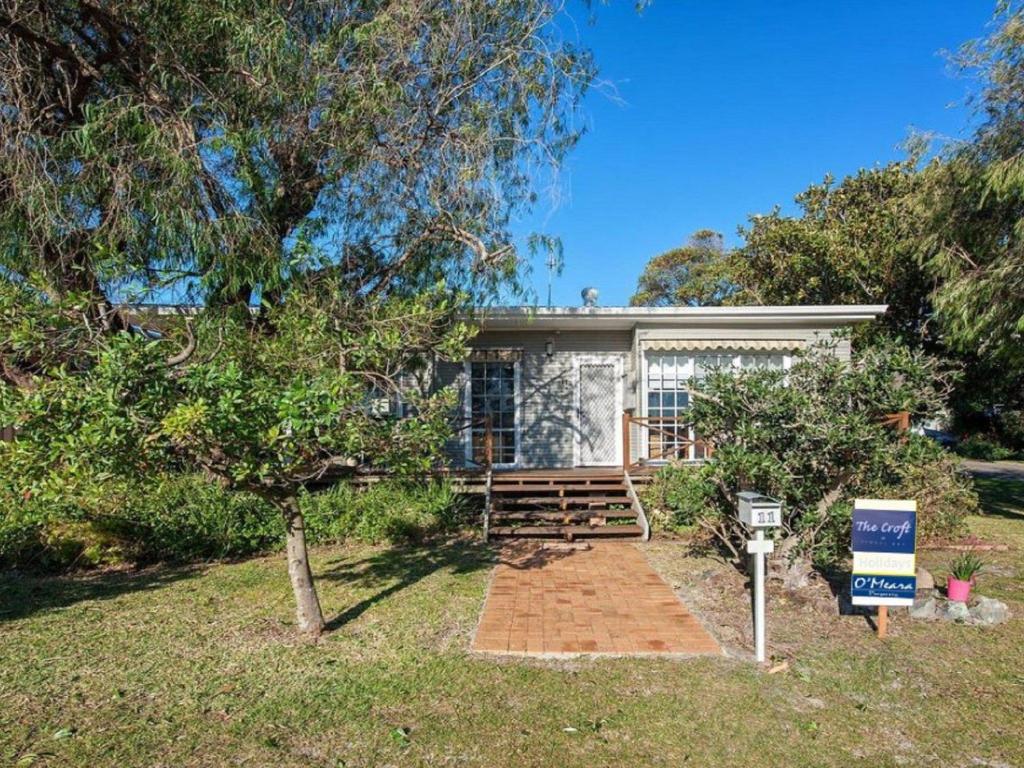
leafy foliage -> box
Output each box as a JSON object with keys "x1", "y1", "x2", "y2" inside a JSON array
[
  {"x1": 0, "y1": 0, "x2": 594, "y2": 634},
  {"x1": 956, "y1": 434, "x2": 1022, "y2": 461},
  {"x1": 923, "y1": 1, "x2": 1024, "y2": 369},
  {"x1": 302, "y1": 480, "x2": 476, "y2": 546},
  {"x1": 949, "y1": 552, "x2": 985, "y2": 582},
  {"x1": 629, "y1": 230, "x2": 738, "y2": 307},
  {"x1": 643, "y1": 344, "x2": 971, "y2": 565},
  {"x1": 737, "y1": 163, "x2": 934, "y2": 348},
  {"x1": 0, "y1": 473, "x2": 472, "y2": 571}
]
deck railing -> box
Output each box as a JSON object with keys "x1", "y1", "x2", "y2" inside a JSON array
[{"x1": 622, "y1": 412, "x2": 711, "y2": 471}]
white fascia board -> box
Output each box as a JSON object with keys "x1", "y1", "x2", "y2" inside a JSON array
[{"x1": 474, "y1": 305, "x2": 888, "y2": 331}]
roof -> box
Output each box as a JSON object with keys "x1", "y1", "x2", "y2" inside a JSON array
[
  {"x1": 119, "y1": 303, "x2": 888, "y2": 332},
  {"x1": 477, "y1": 305, "x2": 888, "y2": 331}
]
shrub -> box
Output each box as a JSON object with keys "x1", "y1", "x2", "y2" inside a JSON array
[
  {"x1": 641, "y1": 463, "x2": 718, "y2": 533},
  {"x1": 646, "y1": 435, "x2": 976, "y2": 566},
  {"x1": 889, "y1": 438, "x2": 977, "y2": 543},
  {"x1": 644, "y1": 343, "x2": 964, "y2": 566},
  {"x1": 129, "y1": 476, "x2": 281, "y2": 561},
  {"x1": 956, "y1": 434, "x2": 1016, "y2": 461},
  {"x1": 996, "y1": 409, "x2": 1024, "y2": 451},
  {"x1": 302, "y1": 479, "x2": 476, "y2": 545},
  {"x1": 0, "y1": 474, "x2": 476, "y2": 571},
  {"x1": 0, "y1": 475, "x2": 281, "y2": 570}
]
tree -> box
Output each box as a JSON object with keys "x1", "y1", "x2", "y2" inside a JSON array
[
  {"x1": 629, "y1": 229, "x2": 738, "y2": 306},
  {"x1": 0, "y1": 1, "x2": 593, "y2": 635},
  {"x1": 736, "y1": 163, "x2": 936, "y2": 349},
  {"x1": 921, "y1": 1, "x2": 1024, "y2": 372}
]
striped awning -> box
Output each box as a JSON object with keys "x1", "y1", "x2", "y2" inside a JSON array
[{"x1": 641, "y1": 339, "x2": 805, "y2": 352}]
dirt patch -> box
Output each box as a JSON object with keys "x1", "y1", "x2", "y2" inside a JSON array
[{"x1": 640, "y1": 538, "x2": 903, "y2": 661}]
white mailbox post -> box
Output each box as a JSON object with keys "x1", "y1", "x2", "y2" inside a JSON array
[{"x1": 737, "y1": 492, "x2": 782, "y2": 664}]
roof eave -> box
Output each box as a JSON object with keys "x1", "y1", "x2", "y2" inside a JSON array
[{"x1": 475, "y1": 305, "x2": 888, "y2": 331}]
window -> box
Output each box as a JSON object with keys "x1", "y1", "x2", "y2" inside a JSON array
[
  {"x1": 468, "y1": 360, "x2": 517, "y2": 465},
  {"x1": 644, "y1": 350, "x2": 790, "y2": 461},
  {"x1": 646, "y1": 354, "x2": 699, "y2": 461}
]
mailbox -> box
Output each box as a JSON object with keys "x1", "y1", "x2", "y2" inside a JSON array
[{"x1": 738, "y1": 491, "x2": 782, "y2": 528}]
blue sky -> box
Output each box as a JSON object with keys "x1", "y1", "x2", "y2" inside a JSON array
[{"x1": 512, "y1": 0, "x2": 995, "y2": 307}]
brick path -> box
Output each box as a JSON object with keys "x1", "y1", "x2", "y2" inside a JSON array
[{"x1": 472, "y1": 541, "x2": 721, "y2": 656}]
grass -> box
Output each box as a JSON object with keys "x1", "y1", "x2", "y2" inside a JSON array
[
  {"x1": 973, "y1": 475, "x2": 1024, "y2": 521},
  {"x1": 2, "y1": 482, "x2": 1023, "y2": 768}
]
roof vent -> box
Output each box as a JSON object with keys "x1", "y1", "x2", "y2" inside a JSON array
[{"x1": 581, "y1": 287, "x2": 599, "y2": 307}]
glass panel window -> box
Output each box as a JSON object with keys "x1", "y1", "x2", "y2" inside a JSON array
[
  {"x1": 694, "y1": 353, "x2": 736, "y2": 384},
  {"x1": 645, "y1": 353, "x2": 695, "y2": 461},
  {"x1": 740, "y1": 353, "x2": 785, "y2": 371},
  {"x1": 469, "y1": 361, "x2": 517, "y2": 465},
  {"x1": 645, "y1": 349, "x2": 792, "y2": 461}
]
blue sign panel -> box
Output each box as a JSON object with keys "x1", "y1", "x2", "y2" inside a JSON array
[
  {"x1": 851, "y1": 501, "x2": 917, "y2": 607},
  {"x1": 851, "y1": 509, "x2": 916, "y2": 554},
  {"x1": 851, "y1": 574, "x2": 916, "y2": 602}
]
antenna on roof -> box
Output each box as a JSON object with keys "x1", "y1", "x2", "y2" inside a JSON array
[{"x1": 545, "y1": 252, "x2": 557, "y2": 308}]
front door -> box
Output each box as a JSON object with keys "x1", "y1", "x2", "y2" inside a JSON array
[{"x1": 576, "y1": 358, "x2": 621, "y2": 466}]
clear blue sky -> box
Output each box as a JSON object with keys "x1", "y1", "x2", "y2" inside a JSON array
[{"x1": 512, "y1": 0, "x2": 995, "y2": 307}]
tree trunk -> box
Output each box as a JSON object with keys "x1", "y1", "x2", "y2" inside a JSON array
[{"x1": 281, "y1": 498, "x2": 325, "y2": 636}]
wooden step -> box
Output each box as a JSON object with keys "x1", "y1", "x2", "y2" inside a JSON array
[
  {"x1": 494, "y1": 473, "x2": 624, "y2": 482},
  {"x1": 489, "y1": 524, "x2": 644, "y2": 539},
  {"x1": 491, "y1": 510, "x2": 637, "y2": 523},
  {"x1": 491, "y1": 483, "x2": 627, "y2": 493},
  {"x1": 492, "y1": 495, "x2": 630, "y2": 507}
]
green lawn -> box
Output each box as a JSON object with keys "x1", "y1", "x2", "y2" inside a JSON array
[
  {"x1": 2, "y1": 483, "x2": 1022, "y2": 768},
  {"x1": 974, "y1": 474, "x2": 1024, "y2": 522}
]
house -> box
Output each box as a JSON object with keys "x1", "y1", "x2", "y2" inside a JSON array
[
  {"x1": 439, "y1": 302, "x2": 887, "y2": 471},
  {"x1": 436, "y1": 302, "x2": 887, "y2": 542}
]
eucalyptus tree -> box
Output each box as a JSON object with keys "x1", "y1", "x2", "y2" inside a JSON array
[
  {"x1": 0, "y1": 0, "x2": 593, "y2": 634},
  {"x1": 921, "y1": 0, "x2": 1024, "y2": 372}
]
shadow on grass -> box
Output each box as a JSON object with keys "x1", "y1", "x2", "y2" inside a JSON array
[
  {"x1": 320, "y1": 536, "x2": 498, "y2": 631},
  {"x1": 0, "y1": 564, "x2": 203, "y2": 624},
  {"x1": 973, "y1": 476, "x2": 1024, "y2": 521}
]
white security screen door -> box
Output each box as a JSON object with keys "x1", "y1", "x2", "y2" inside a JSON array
[{"x1": 577, "y1": 360, "x2": 620, "y2": 466}]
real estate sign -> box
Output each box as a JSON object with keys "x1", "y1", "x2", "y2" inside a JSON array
[{"x1": 850, "y1": 499, "x2": 917, "y2": 607}]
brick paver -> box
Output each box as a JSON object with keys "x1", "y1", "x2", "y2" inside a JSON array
[{"x1": 472, "y1": 541, "x2": 721, "y2": 656}]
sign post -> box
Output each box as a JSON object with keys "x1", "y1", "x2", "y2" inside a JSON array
[
  {"x1": 738, "y1": 492, "x2": 782, "y2": 663},
  {"x1": 851, "y1": 499, "x2": 918, "y2": 639}
]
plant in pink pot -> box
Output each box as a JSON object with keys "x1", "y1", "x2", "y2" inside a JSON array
[{"x1": 947, "y1": 553, "x2": 984, "y2": 603}]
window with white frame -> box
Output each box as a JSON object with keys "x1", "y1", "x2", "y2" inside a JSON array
[
  {"x1": 467, "y1": 360, "x2": 517, "y2": 465},
  {"x1": 645, "y1": 350, "x2": 790, "y2": 461}
]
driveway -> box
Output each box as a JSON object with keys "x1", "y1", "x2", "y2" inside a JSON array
[
  {"x1": 471, "y1": 541, "x2": 721, "y2": 656},
  {"x1": 961, "y1": 459, "x2": 1024, "y2": 481}
]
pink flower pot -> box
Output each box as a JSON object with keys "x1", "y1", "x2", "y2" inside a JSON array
[{"x1": 947, "y1": 577, "x2": 972, "y2": 603}]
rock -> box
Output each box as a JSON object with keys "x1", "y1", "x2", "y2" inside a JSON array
[
  {"x1": 782, "y1": 562, "x2": 812, "y2": 590},
  {"x1": 970, "y1": 596, "x2": 1011, "y2": 626},
  {"x1": 945, "y1": 601, "x2": 971, "y2": 622},
  {"x1": 909, "y1": 596, "x2": 938, "y2": 620},
  {"x1": 769, "y1": 555, "x2": 813, "y2": 590},
  {"x1": 915, "y1": 567, "x2": 935, "y2": 592}
]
